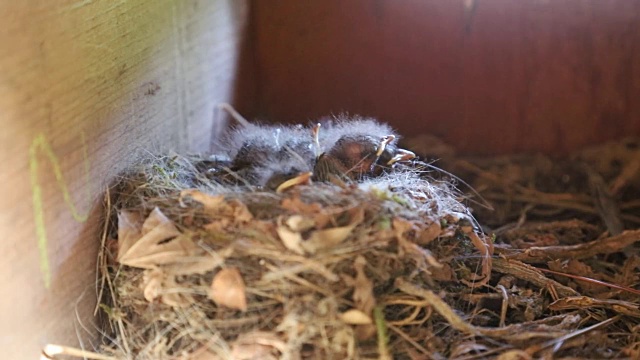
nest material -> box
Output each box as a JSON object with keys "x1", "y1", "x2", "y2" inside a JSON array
[
  {"x1": 101, "y1": 155, "x2": 487, "y2": 359},
  {"x1": 94, "y1": 138, "x2": 640, "y2": 359}
]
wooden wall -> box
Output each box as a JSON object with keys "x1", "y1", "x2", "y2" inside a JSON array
[
  {"x1": 0, "y1": 1, "x2": 249, "y2": 358},
  {"x1": 250, "y1": 0, "x2": 640, "y2": 155}
]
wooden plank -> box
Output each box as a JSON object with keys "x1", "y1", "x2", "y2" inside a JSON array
[
  {"x1": 0, "y1": 0, "x2": 250, "y2": 358},
  {"x1": 252, "y1": 0, "x2": 640, "y2": 155}
]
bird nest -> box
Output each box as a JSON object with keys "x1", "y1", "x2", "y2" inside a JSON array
[
  {"x1": 49, "y1": 117, "x2": 640, "y2": 360},
  {"x1": 95, "y1": 152, "x2": 486, "y2": 359}
]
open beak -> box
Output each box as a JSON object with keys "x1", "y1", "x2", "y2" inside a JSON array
[
  {"x1": 387, "y1": 149, "x2": 416, "y2": 165},
  {"x1": 276, "y1": 172, "x2": 313, "y2": 193}
]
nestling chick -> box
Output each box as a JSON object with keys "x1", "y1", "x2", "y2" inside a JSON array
[
  {"x1": 313, "y1": 115, "x2": 415, "y2": 182},
  {"x1": 215, "y1": 113, "x2": 415, "y2": 191}
]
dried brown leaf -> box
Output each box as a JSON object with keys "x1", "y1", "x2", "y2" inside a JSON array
[
  {"x1": 394, "y1": 218, "x2": 443, "y2": 273},
  {"x1": 209, "y1": 267, "x2": 248, "y2": 312},
  {"x1": 118, "y1": 208, "x2": 203, "y2": 269},
  {"x1": 142, "y1": 268, "x2": 163, "y2": 303},
  {"x1": 181, "y1": 189, "x2": 253, "y2": 224},
  {"x1": 281, "y1": 196, "x2": 322, "y2": 214},
  {"x1": 340, "y1": 309, "x2": 373, "y2": 325},
  {"x1": 142, "y1": 268, "x2": 194, "y2": 307},
  {"x1": 301, "y1": 225, "x2": 355, "y2": 254},
  {"x1": 352, "y1": 256, "x2": 376, "y2": 315},
  {"x1": 495, "y1": 350, "x2": 533, "y2": 360},
  {"x1": 164, "y1": 246, "x2": 233, "y2": 275},
  {"x1": 430, "y1": 263, "x2": 455, "y2": 282},
  {"x1": 277, "y1": 209, "x2": 364, "y2": 255},
  {"x1": 301, "y1": 208, "x2": 364, "y2": 254},
  {"x1": 346, "y1": 256, "x2": 377, "y2": 340},
  {"x1": 417, "y1": 220, "x2": 442, "y2": 245},
  {"x1": 230, "y1": 331, "x2": 286, "y2": 360},
  {"x1": 117, "y1": 210, "x2": 143, "y2": 256},
  {"x1": 230, "y1": 199, "x2": 254, "y2": 223},
  {"x1": 393, "y1": 218, "x2": 413, "y2": 240},
  {"x1": 275, "y1": 216, "x2": 308, "y2": 255},
  {"x1": 181, "y1": 189, "x2": 225, "y2": 209},
  {"x1": 203, "y1": 219, "x2": 231, "y2": 232},
  {"x1": 450, "y1": 342, "x2": 490, "y2": 358}
]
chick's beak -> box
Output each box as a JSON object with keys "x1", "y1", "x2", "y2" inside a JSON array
[
  {"x1": 376, "y1": 135, "x2": 396, "y2": 156},
  {"x1": 387, "y1": 149, "x2": 416, "y2": 165}
]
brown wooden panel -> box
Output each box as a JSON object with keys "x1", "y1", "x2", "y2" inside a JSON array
[
  {"x1": 252, "y1": 0, "x2": 640, "y2": 155},
  {"x1": 0, "y1": 1, "x2": 249, "y2": 358}
]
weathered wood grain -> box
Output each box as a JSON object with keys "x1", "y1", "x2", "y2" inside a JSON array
[
  {"x1": 0, "y1": 1, "x2": 249, "y2": 358},
  {"x1": 252, "y1": 0, "x2": 640, "y2": 155}
]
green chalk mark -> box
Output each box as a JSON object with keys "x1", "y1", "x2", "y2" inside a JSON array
[{"x1": 30, "y1": 132, "x2": 90, "y2": 288}]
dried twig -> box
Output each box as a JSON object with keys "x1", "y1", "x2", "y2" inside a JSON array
[{"x1": 495, "y1": 230, "x2": 640, "y2": 263}]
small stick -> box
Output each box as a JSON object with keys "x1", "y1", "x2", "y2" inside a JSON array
[
  {"x1": 583, "y1": 162, "x2": 624, "y2": 235},
  {"x1": 386, "y1": 323, "x2": 438, "y2": 359},
  {"x1": 497, "y1": 284, "x2": 509, "y2": 327},
  {"x1": 94, "y1": 186, "x2": 110, "y2": 316},
  {"x1": 610, "y1": 156, "x2": 640, "y2": 195},
  {"x1": 532, "y1": 315, "x2": 619, "y2": 354},
  {"x1": 537, "y1": 268, "x2": 640, "y2": 296},
  {"x1": 217, "y1": 102, "x2": 250, "y2": 127},
  {"x1": 41, "y1": 344, "x2": 117, "y2": 360},
  {"x1": 494, "y1": 229, "x2": 640, "y2": 263}
]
